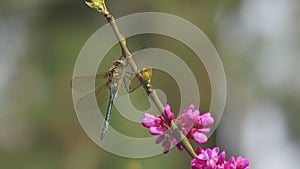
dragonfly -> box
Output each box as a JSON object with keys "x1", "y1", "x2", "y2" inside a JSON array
[{"x1": 71, "y1": 57, "x2": 152, "y2": 140}]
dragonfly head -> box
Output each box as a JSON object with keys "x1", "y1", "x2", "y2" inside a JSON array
[{"x1": 113, "y1": 60, "x2": 126, "y2": 68}]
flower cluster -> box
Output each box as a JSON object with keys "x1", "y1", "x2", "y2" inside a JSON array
[
  {"x1": 141, "y1": 104, "x2": 214, "y2": 153},
  {"x1": 191, "y1": 147, "x2": 249, "y2": 169}
]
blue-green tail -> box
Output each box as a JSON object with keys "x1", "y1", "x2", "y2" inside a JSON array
[{"x1": 100, "y1": 85, "x2": 117, "y2": 140}]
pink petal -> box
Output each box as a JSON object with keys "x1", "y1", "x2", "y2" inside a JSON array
[
  {"x1": 198, "y1": 153, "x2": 208, "y2": 161},
  {"x1": 170, "y1": 137, "x2": 178, "y2": 146},
  {"x1": 141, "y1": 113, "x2": 160, "y2": 128},
  {"x1": 193, "y1": 131, "x2": 208, "y2": 144},
  {"x1": 164, "y1": 104, "x2": 174, "y2": 120},
  {"x1": 211, "y1": 147, "x2": 220, "y2": 158},
  {"x1": 183, "y1": 104, "x2": 195, "y2": 114},
  {"x1": 176, "y1": 144, "x2": 184, "y2": 151},
  {"x1": 149, "y1": 126, "x2": 164, "y2": 135},
  {"x1": 218, "y1": 151, "x2": 226, "y2": 164},
  {"x1": 191, "y1": 109, "x2": 200, "y2": 118},
  {"x1": 195, "y1": 147, "x2": 203, "y2": 155},
  {"x1": 188, "y1": 104, "x2": 195, "y2": 111},
  {"x1": 236, "y1": 157, "x2": 249, "y2": 169},
  {"x1": 200, "y1": 112, "x2": 214, "y2": 127},
  {"x1": 162, "y1": 140, "x2": 171, "y2": 154},
  {"x1": 191, "y1": 159, "x2": 201, "y2": 169},
  {"x1": 155, "y1": 135, "x2": 165, "y2": 144},
  {"x1": 199, "y1": 128, "x2": 211, "y2": 134}
]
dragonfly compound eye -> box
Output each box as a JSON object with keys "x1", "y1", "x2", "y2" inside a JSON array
[{"x1": 113, "y1": 60, "x2": 126, "y2": 67}]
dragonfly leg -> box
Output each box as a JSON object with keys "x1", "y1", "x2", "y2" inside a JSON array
[
  {"x1": 129, "y1": 83, "x2": 143, "y2": 93},
  {"x1": 123, "y1": 75, "x2": 144, "y2": 94},
  {"x1": 123, "y1": 67, "x2": 152, "y2": 93}
]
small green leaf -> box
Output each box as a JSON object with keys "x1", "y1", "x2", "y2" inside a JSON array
[{"x1": 85, "y1": 0, "x2": 108, "y2": 14}]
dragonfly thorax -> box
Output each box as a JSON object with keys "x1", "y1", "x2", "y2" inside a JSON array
[{"x1": 106, "y1": 59, "x2": 127, "y2": 86}]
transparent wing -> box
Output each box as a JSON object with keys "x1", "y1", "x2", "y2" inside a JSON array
[
  {"x1": 70, "y1": 72, "x2": 107, "y2": 92},
  {"x1": 127, "y1": 74, "x2": 143, "y2": 93},
  {"x1": 76, "y1": 83, "x2": 109, "y2": 111}
]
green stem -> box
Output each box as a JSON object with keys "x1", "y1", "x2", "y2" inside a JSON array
[{"x1": 89, "y1": 2, "x2": 197, "y2": 158}]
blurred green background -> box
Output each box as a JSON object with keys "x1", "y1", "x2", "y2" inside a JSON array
[{"x1": 1, "y1": 0, "x2": 299, "y2": 169}]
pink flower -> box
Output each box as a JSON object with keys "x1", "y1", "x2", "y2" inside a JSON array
[
  {"x1": 191, "y1": 147, "x2": 250, "y2": 169},
  {"x1": 196, "y1": 112, "x2": 214, "y2": 127},
  {"x1": 141, "y1": 104, "x2": 214, "y2": 153},
  {"x1": 176, "y1": 104, "x2": 199, "y2": 135},
  {"x1": 141, "y1": 113, "x2": 169, "y2": 135},
  {"x1": 236, "y1": 156, "x2": 250, "y2": 169},
  {"x1": 187, "y1": 112, "x2": 214, "y2": 144},
  {"x1": 142, "y1": 105, "x2": 182, "y2": 153}
]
